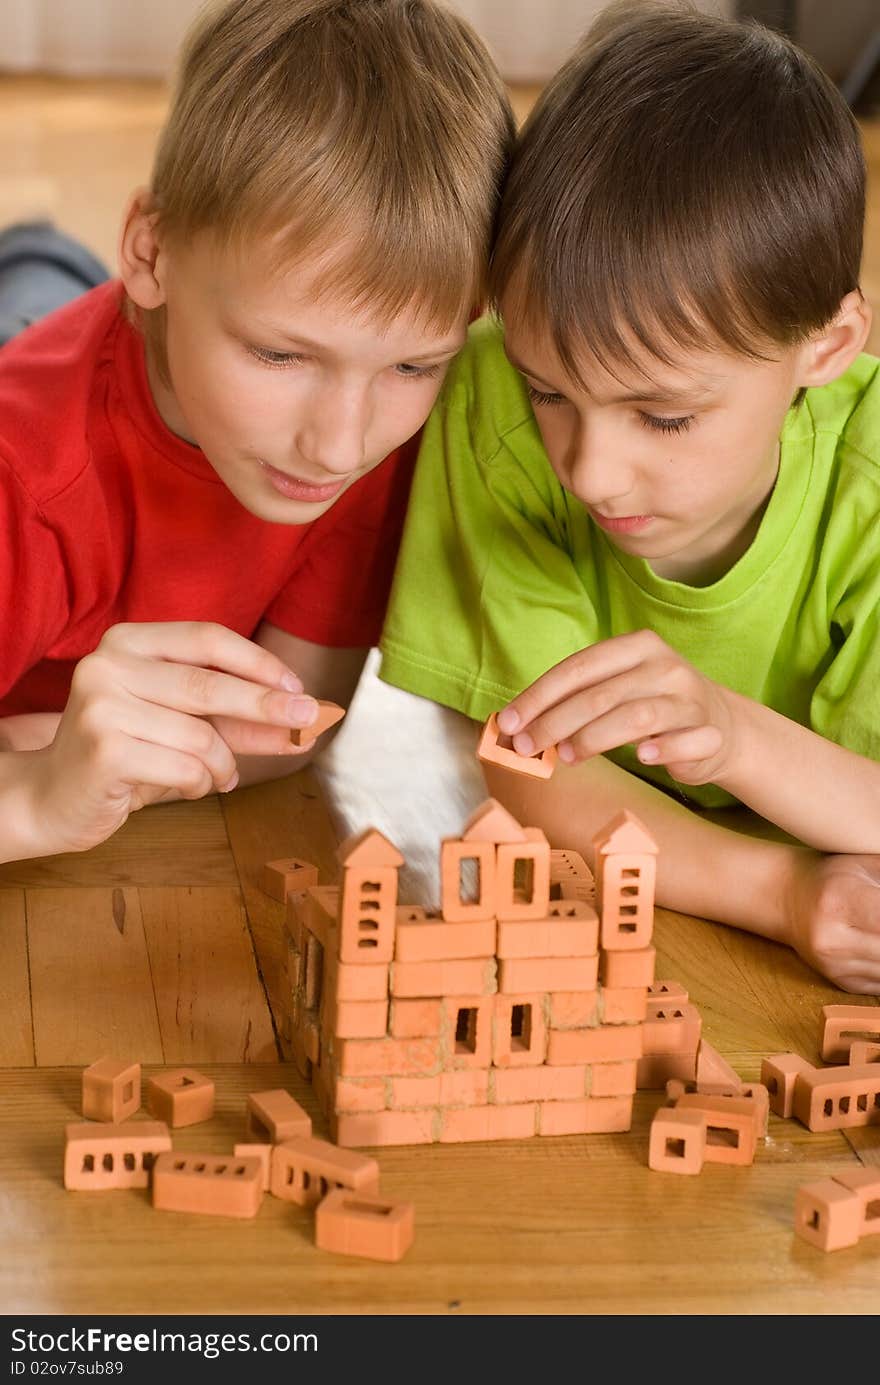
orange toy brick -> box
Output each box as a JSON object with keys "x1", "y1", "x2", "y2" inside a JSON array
[
  {"x1": 439, "y1": 838, "x2": 497, "y2": 923},
  {"x1": 649, "y1": 1107, "x2": 707, "y2": 1175},
  {"x1": 495, "y1": 833, "x2": 551, "y2": 921},
  {"x1": 289, "y1": 699, "x2": 346, "y2": 747},
  {"x1": 793, "y1": 1169, "x2": 880, "y2": 1252},
  {"x1": 671, "y1": 1093, "x2": 759, "y2": 1165},
  {"x1": 760, "y1": 1052, "x2": 813, "y2": 1118},
  {"x1": 337, "y1": 828, "x2": 403, "y2": 964},
  {"x1": 233, "y1": 1143, "x2": 272, "y2": 1191},
  {"x1": 849, "y1": 1040, "x2": 880, "y2": 1066},
  {"x1": 81, "y1": 1059, "x2": 141, "y2": 1123},
  {"x1": 791, "y1": 1061, "x2": 880, "y2": 1132},
  {"x1": 64, "y1": 1121, "x2": 171, "y2": 1190},
  {"x1": 269, "y1": 1135, "x2": 379, "y2": 1206},
  {"x1": 145, "y1": 1068, "x2": 215, "y2": 1128},
  {"x1": 477, "y1": 712, "x2": 557, "y2": 779},
  {"x1": 261, "y1": 857, "x2": 319, "y2": 903},
  {"x1": 315, "y1": 1188, "x2": 415, "y2": 1262},
  {"x1": 694, "y1": 1041, "x2": 743, "y2": 1095},
  {"x1": 394, "y1": 908, "x2": 496, "y2": 962},
  {"x1": 643, "y1": 1001, "x2": 702, "y2": 1055},
  {"x1": 592, "y1": 811, "x2": 658, "y2": 951},
  {"x1": 496, "y1": 901, "x2": 598, "y2": 959},
  {"x1": 600, "y1": 947, "x2": 656, "y2": 989},
  {"x1": 462, "y1": 798, "x2": 527, "y2": 844},
  {"x1": 152, "y1": 1152, "x2": 264, "y2": 1218},
  {"x1": 245, "y1": 1089, "x2": 312, "y2": 1143},
  {"x1": 538, "y1": 1094, "x2": 633, "y2": 1136},
  {"x1": 819, "y1": 1003, "x2": 880, "y2": 1064},
  {"x1": 493, "y1": 993, "x2": 547, "y2": 1067}
]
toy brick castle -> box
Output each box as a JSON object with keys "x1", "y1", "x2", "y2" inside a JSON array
[{"x1": 275, "y1": 798, "x2": 665, "y2": 1147}]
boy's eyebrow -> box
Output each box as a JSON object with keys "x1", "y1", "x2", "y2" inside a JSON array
[
  {"x1": 250, "y1": 322, "x2": 465, "y2": 360},
  {"x1": 506, "y1": 350, "x2": 721, "y2": 404}
]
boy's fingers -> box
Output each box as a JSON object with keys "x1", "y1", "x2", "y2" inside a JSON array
[
  {"x1": 114, "y1": 657, "x2": 318, "y2": 729},
  {"x1": 497, "y1": 635, "x2": 649, "y2": 736},
  {"x1": 510, "y1": 666, "x2": 672, "y2": 755},
  {"x1": 643, "y1": 725, "x2": 726, "y2": 781},
  {"x1": 113, "y1": 741, "x2": 224, "y2": 801},
  {"x1": 554, "y1": 695, "x2": 702, "y2": 763},
  {"x1": 209, "y1": 716, "x2": 312, "y2": 757},
  {"x1": 99, "y1": 621, "x2": 303, "y2": 693},
  {"x1": 85, "y1": 697, "x2": 240, "y2": 790}
]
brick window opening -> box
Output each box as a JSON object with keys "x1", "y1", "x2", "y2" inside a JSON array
[
  {"x1": 705, "y1": 1125, "x2": 739, "y2": 1150},
  {"x1": 122, "y1": 1082, "x2": 134, "y2": 1102},
  {"x1": 510, "y1": 1004, "x2": 533, "y2": 1053},
  {"x1": 123, "y1": 1153, "x2": 136, "y2": 1171},
  {"x1": 174, "y1": 1075, "x2": 195, "y2": 1088},
  {"x1": 867, "y1": 1200, "x2": 880, "y2": 1224},
  {"x1": 82, "y1": 1154, "x2": 95, "y2": 1173},
  {"x1": 823, "y1": 1099, "x2": 833, "y2": 1117},
  {"x1": 665, "y1": 1138, "x2": 686, "y2": 1159},
  {"x1": 102, "y1": 1153, "x2": 114, "y2": 1172},
  {"x1": 512, "y1": 857, "x2": 535, "y2": 905},
  {"x1": 455, "y1": 1007, "x2": 479, "y2": 1054},
  {"x1": 458, "y1": 856, "x2": 482, "y2": 905},
  {"x1": 807, "y1": 1209, "x2": 821, "y2": 1231}
]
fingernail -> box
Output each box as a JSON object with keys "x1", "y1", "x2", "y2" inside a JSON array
[
  {"x1": 285, "y1": 696, "x2": 317, "y2": 727},
  {"x1": 512, "y1": 731, "x2": 535, "y2": 756},
  {"x1": 638, "y1": 742, "x2": 659, "y2": 763},
  {"x1": 280, "y1": 670, "x2": 303, "y2": 693},
  {"x1": 497, "y1": 707, "x2": 520, "y2": 734},
  {"x1": 221, "y1": 772, "x2": 239, "y2": 792},
  {"x1": 558, "y1": 741, "x2": 576, "y2": 764}
]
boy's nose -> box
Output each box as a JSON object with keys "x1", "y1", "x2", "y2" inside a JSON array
[
  {"x1": 294, "y1": 410, "x2": 367, "y2": 479},
  {"x1": 567, "y1": 438, "x2": 633, "y2": 509}
]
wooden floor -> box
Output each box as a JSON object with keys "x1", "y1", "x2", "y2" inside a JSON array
[{"x1": 0, "y1": 75, "x2": 878, "y2": 1317}]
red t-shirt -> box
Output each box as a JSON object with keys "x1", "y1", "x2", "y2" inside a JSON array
[{"x1": 0, "y1": 281, "x2": 418, "y2": 715}]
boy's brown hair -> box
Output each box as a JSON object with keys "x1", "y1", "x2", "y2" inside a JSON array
[
  {"x1": 144, "y1": 0, "x2": 515, "y2": 360},
  {"x1": 490, "y1": 0, "x2": 867, "y2": 383}
]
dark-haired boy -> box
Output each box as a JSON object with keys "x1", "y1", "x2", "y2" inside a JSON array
[{"x1": 380, "y1": 1, "x2": 880, "y2": 992}]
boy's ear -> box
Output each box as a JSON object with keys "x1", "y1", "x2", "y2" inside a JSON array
[
  {"x1": 118, "y1": 188, "x2": 166, "y2": 310},
  {"x1": 796, "y1": 290, "x2": 873, "y2": 388}
]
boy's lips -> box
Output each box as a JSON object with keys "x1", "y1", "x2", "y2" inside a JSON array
[
  {"x1": 259, "y1": 460, "x2": 347, "y2": 502},
  {"x1": 589, "y1": 508, "x2": 654, "y2": 535}
]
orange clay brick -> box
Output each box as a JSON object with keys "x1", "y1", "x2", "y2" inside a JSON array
[
  {"x1": 643, "y1": 1002, "x2": 702, "y2": 1055},
  {"x1": 647, "y1": 979, "x2": 689, "y2": 1005},
  {"x1": 832, "y1": 1166, "x2": 880, "y2": 1236},
  {"x1": 233, "y1": 1143, "x2": 272, "y2": 1191},
  {"x1": 496, "y1": 902, "x2": 598, "y2": 959},
  {"x1": 332, "y1": 1076, "x2": 387, "y2": 1113},
  {"x1": 792, "y1": 1061, "x2": 880, "y2": 1132},
  {"x1": 739, "y1": 1083, "x2": 771, "y2": 1137},
  {"x1": 81, "y1": 1059, "x2": 141, "y2": 1124},
  {"x1": 390, "y1": 957, "x2": 497, "y2": 998},
  {"x1": 439, "y1": 1103, "x2": 537, "y2": 1143},
  {"x1": 338, "y1": 870, "x2": 397, "y2": 966},
  {"x1": 556, "y1": 879, "x2": 596, "y2": 906},
  {"x1": 391, "y1": 1070, "x2": 489, "y2": 1109},
  {"x1": 793, "y1": 1178, "x2": 866, "y2": 1252},
  {"x1": 327, "y1": 998, "x2": 389, "y2": 1039},
  {"x1": 445, "y1": 994, "x2": 494, "y2": 1070},
  {"x1": 760, "y1": 1053, "x2": 814, "y2": 1118},
  {"x1": 538, "y1": 1094, "x2": 633, "y2": 1136},
  {"x1": 64, "y1": 1121, "x2": 171, "y2": 1191},
  {"x1": 499, "y1": 955, "x2": 598, "y2": 995},
  {"x1": 315, "y1": 1188, "x2": 415, "y2": 1263},
  {"x1": 394, "y1": 910, "x2": 496, "y2": 963},
  {"x1": 495, "y1": 836, "x2": 552, "y2": 921},
  {"x1": 601, "y1": 987, "x2": 648, "y2": 1025},
  {"x1": 336, "y1": 1036, "x2": 441, "y2": 1078},
  {"x1": 245, "y1": 1089, "x2": 312, "y2": 1143},
  {"x1": 673, "y1": 1094, "x2": 758, "y2": 1165},
  {"x1": 325, "y1": 952, "x2": 389, "y2": 1003},
  {"x1": 462, "y1": 797, "x2": 527, "y2": 844},
  {"x1": 850, "y1": 1040, "x2": 880, "y2": 1065},
  {"x1": 820, "y1": 1004, "x2": 880, "y2": 1063},
  {"x1": 301, "y1": 885, "x2": 338, "y2": 948},
  {"x1": 695, "y1": 1041, "x2": 743, "y2": 1095},
  {"x1": 332, "y1": 1110, "x2": 435, "y2": 1147},
  {"x1": 145, "y1": 1069, "x2": 215, "y2": 1128},
  {"x1": 270, "y1": 1135, "x2": 379, "y2": 1206},
  {"x1": 591, "y1": 1059, "x2": 639, "y2": 1098},
  {"x1": 261, "y1": 857, "x2": 319, "y2": 902},
  {"x1": 152, "y1": 1151, "x2": 264, "y2": 1218},
  {"x1": 477, "y1": 711, "x2": 557, "y2": 780},
  {"x1": 283, "y1": 891, "x2": 309, "y2": 950},
  {"x1": 549, "y1": 848, "x2": 592, "y2": 882},
  {"x1": 439, "y1": 838, "x2": 497, "y2": 923},
  {"x1": 492, "y1": 993, "x2": 548, "y2": 1067},
  {"x1": 649, "y1": 1108, "x2": 707, "y2": 1175},
  {"x1": 547, "y1": 1023, "x2": 643, "y2": 1066},
  {"x1": 549, "y1": 991, "x2": 599, "y2": 1029},
  {"x1": 636, "y1": 1051, "x2": 698, "y2": 1090},
  {"x1": 289, "y1": 699, "x2": 345, "y2": 747},
  {"x1": 492, "y1": 1065, "x2": 587, "y2": 1104},
  {"x1": 389, "y1": 999, "x2": 443, "y2": 1038},
  {"x1": 600, "y1": 947, "x2": 656, "y2": 990}
]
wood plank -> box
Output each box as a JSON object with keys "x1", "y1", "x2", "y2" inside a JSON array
[
  {"x1": 0, "y1": 798, "x2": 238, "y2": 889},
  {"x1": 28, "y1": 888, "x2": 163, "y2": 1066},
  {"x1": 0, "y1": 891, "x2": 34, "y2": 1066},
  {"x1": 221, "y1": 769, "x2": 341, "y2": 1028},
  {"x1": 0, "y1": 1065, "x2": 874, "y2": 1317},
  {"x1": 138, "y1": 886, "x2": 278, "y2": 1063}
]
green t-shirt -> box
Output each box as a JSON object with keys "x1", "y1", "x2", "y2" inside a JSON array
[{"x1": 379, "y1": 316, "x2": 880, "y2": 808}]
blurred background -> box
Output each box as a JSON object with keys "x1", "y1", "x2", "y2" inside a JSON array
[{"x1": 0, "y1": 0, "x2": 877, "y2": 888}]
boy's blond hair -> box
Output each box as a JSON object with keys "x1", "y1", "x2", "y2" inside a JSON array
[
  {"x1": 490, "y1": 0, "x2": 866, "y2": 384},
  {"x1": 147, "y1": 0, "x2": 514, "y2": 348}
]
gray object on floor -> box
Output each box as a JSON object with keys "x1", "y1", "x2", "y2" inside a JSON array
[{"x1": 0, "y1": 221, "x2": 110, "y2": 347}]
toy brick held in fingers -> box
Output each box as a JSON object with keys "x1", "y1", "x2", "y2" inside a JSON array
[
  {"x1": 477, "y1": 712, "x2": 557, "y2": 779},
  {"x1": 289, "y1": 700, "x2": 346, "y2": 747}
]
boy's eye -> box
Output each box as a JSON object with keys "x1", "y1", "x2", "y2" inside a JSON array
[
  {"x1": 249, "y1": 346, "x2": 304, "y2": 368},
  {"x1": 527, "y1": 384, "x2": 566, "y2": 408},
  {"x1": 640, "y1": 412, "x2": 694, "y2": 435},
  {"x1": 395, "y1": 362, "x2": 442, "y2": 380}
]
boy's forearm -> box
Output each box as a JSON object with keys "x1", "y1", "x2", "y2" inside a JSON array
[
  {"x1": 721, "y1": 693, "x2": 880, "y2": 854},
  {"x1": 0, "y1": 750, "x2": 51, "y2": 863},
  {"x1": 482, "y1": 751, "x2": 807, "y2": 946}
]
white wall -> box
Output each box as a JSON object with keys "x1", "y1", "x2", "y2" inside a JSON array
[{"x1": 0, "y1": 0, "x2": 736, "y2": 81}]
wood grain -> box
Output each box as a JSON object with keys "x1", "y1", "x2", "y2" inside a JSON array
[{"x1": 0, "y1": 890, "x2": 34, "y2": 1065}]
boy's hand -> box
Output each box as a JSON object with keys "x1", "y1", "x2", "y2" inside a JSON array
[
  {"x1": 497, "y1": 630, "x2": 737, "y2": 786},
  {"x1": 28, "y1": 622, "x2": 318, "y2": 854},
  {"x1": 786, "y1": 853, "x2": 880, "y2": 995}
]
